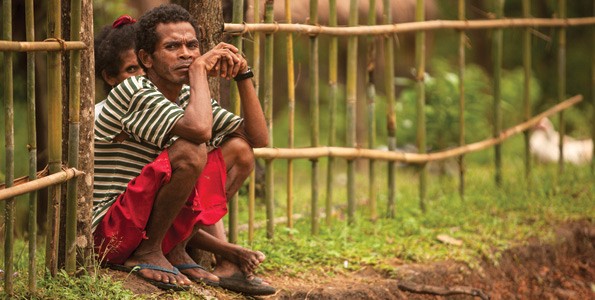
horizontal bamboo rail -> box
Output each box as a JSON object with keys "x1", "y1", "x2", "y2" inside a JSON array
[
  {"x1": 224, "y1": 17, "x2": 595, "y2": 36},
  {"x1": 0, "y1": 40, "x2": 86, "y2": 52},
  {"x1": 253, "y1": 95, "x2": 582, "y2": 162},
  {"x1": 0, "y1": 168, "x2": 84, "y2": 201}
]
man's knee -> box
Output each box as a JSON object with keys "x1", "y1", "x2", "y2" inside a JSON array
[
  {"x1": 223, "y1": 138, "x2": 254, "y2": 171},
  {"x1": 168, "y1": 139, "x2": 208, "y2": 179}
]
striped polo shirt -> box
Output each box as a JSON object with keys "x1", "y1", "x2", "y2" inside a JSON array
[{"x1": 92, "y1": 75, "x2": 243, "y2": 231}]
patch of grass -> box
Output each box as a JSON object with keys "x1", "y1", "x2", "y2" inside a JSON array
[{"x1": 238, "y1": 157, "x2": 593, "y2": 279}]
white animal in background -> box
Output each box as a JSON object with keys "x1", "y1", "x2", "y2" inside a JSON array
[{"x1": 529, "y1": 118, "x2": 593, "y2": 165}]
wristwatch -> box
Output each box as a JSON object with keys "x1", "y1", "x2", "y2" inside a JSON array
[{"x1": 233, "y1": 67, "x2": 254, "y2": 81}]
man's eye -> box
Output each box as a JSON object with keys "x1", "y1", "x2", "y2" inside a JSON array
[
  {"x1": 187, "y1": 43, "x2": 199, "y2": 49},
  {"x1": 165, "y1": 44, "x2": 177, "y2": 50}
]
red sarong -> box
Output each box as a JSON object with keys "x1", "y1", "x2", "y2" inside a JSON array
[{"x1": 94, "y1": 148, "x2": 227, "y2": 264}]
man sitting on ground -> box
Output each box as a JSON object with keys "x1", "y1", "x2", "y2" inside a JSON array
[{"x1": 92, "y1": 5, "x2": 274, "y2": 295}]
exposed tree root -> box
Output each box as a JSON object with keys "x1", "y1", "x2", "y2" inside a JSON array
[{"x1": 397, "y1": 281, "x2": 490, "y2": 300}]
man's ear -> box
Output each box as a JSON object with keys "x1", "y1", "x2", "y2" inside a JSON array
[
  {"x1": 138, "y1": 49, "x2": 153, "y2": 69},
  {"x1": 102, "y1": 69, "x2": 118, "y2": 87}
]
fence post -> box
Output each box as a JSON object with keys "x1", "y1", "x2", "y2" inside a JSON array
[
  {"x1": 3, "y1": 0, "x2": 15, "y2": 296},
  {"x1": 384, "y1": 0, "x2": 397, "y2": 218},
  {"x1": 458, "y1": 0, "x2": 466, "y2": 199},
  {"x1": 285, "y1": 0, "x2": 296, "y2": 231},
  {"x1": 309, "y1": 0, "x2": 320, "y2": 234},
  {"x1": 592, "y1": 0, "x2": 595, "y2": 175},
  {"x1": 25, "y1": 0, "x2": 38, "y2": 290},
  {"x1": 346, "y1": 0, "x2": 358, "y2": 224},
  {"x1": 557, "y1": 0, "x2": 567, "y2": 175},
  {"x1": 326, "y1": 0, "x2": 338, "y2": 226},
  {"x1": 492, "y1": 0, "x2": 504, "y2": 187},
  {"x1": 228, "y1": 0, "x2": 244, "y2": 244},
  {"x1": 248, "y1": 0, "x2": 260, "y2": 244},
  {"x1": 523, "y1": 0, "x2": 532, "y2": 188},
  {"x1": 367, "y1": 0, "x2": 378, "y2": 220},
  {"x1": 65, "y1": 0, "x2": 82, "y2": 274},
  {"x1": 415, "y1": 0, "x2": 427, "y2": 212},
  {"x1": 264, "y1": 0, "x2": 275, "y2": 239}
]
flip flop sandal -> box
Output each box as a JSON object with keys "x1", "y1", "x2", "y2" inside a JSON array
[
  {"x1": 106, "y1": 263, "x2": 190, "y2": 291},
  {"x1": 218, "y1": 272, "x2": 277, "y2": 296},
  {"x1": 174, "y1": 263, "x2": 220, "y2": 287}
]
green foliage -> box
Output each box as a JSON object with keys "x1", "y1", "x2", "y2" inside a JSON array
[{"x1": 392, "y1": 59, "x2": 542, "y2": 150}]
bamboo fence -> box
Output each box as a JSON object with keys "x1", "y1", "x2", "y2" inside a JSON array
[
  {"x1": 325, "y1": 0, "x2": 338, "y2": 225},
  {"x1": 285, "y1": 0, "x2": 295, "y2": 231},
  {"x1": 1, "y1": 0, "x2": 88, "y2": 295},
  {"x1": 383, "y1": 0, "x2": 397, "y2": 218},
  {"x1": 458, "y1": 0, "x2": 466, "y2": 198},
  {"x1": 309, "y1": 0, "x2": 320, "y2": 234},
  {"x1": 558, "y1": 0, "x2": 567, "y2": 175}
]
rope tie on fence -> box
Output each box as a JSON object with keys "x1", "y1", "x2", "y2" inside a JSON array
[{"x1": 43, "y1": 37, "x2": 67, "y2": 52}]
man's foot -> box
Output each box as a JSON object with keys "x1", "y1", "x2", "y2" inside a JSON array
[
  {"x1": 218, "y1": 247, "x2": 266, "y2": 276},
  {"x1": 124, "y1": 250, "x2": 191, "y2": 288},
  {"x1": 166, "y1": 245, "x2": 220, "y2": 285}
]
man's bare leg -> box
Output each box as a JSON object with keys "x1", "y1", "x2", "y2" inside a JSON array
[
  {"x1": 188, "y1": 137, "x2": 266, "y2": 277},
  {"x1": 124, "y1": 139, "x2": 209, "y2": 286}
]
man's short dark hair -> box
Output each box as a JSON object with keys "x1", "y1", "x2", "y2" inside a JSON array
[
  {"x1": 136, "y1": 4, "x2": 200, "y2": 69},
  {"x1": 94, "y1": 21, "x2": 137, "y2": 93}
]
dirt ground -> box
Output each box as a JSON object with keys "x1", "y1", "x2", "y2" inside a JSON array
[{"x1": 114, "y1": 219, "x2": 594, "y2": 299}]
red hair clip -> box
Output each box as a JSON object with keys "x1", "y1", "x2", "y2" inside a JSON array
[{"x1": 112, "y1": 15, "x2": 137, "y2": 29}]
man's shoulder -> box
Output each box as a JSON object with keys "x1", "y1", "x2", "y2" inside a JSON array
[{"x1": 113, "y1": 75, "x2": 156, "y2": 95}]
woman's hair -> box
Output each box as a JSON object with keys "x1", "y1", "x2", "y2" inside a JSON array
[{"x1": 94, "y1": 15, "x2": 138, "y2": 92}]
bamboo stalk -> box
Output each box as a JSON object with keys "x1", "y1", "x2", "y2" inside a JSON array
[
  {"x1": 493, "y1": 0, "x2": 504, "y2": 186},
  {"x1": 458, "y1": 0, "x2": 466, "y2": 199},
  {"x1": 592, "y1": 0, "x2": 595, "y2": 175},
  {"x1": 0, "y1": 168, "x2": 84, "y2": 201},
  {"x1": 46, "y1": 0, "x2": 63, "y2": 276},
  {"x1": 224, "y1": 17, "x2": 595, "y2": 36},
  {"x1": 285, "y1": 0, "x2": 295, "y2": 231},
  {"x1": 325, "y1": 0, "x2": 338, "y2": 226},
  {"x1": 0, "y1": 40, "x2": 86, "y2": 52},
  {"x1": 557, "y1": 0, "x2": 567, "y2": 175},
  {"x1": 309, "y1": 0, "x2": 320, "y2": 235},
  {"x1": 65, "y1": 0, "x2": 82, "y2": 274},
  {"x1": 367, "y1": 0, "x2": 377, "y2": 220},
  {"x1": 523, "y1": 0, "x2": 532, "y2": 187},
  {"x1": 248, "y1": 0, "x2": 260, "y2": 244},
  {"x1": 3, "y1": 0, "x2": 15, "y2": 295},
  {"x1": 384, "y1": 0, "x2": 397, "y2": 218},
  {"x1": 252, "y1": 94, "x2": 582, "y2": 161},
  {"x1": 415, "y1": 0, "x2": 427, "y2": 212},
  {"x1": 264, "y1": 0, "x2": 274, "y2": 239},
  {"x1": 346, "y1": 0, "x2": 358, "y2": 224},
  {"x1": 25, "y1": 0, "x2": 37, "y2": 291},
  {"x1": 228, "y1": 0, "x2": 244, "y2": 245}
]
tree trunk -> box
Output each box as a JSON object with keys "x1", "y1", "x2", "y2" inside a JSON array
[
  {"x1": 172, "y1": 0, "x2": 225, "y2": 269},
  {"x1": 77, "y1": 0, "x2": 95, "y2": 270}
]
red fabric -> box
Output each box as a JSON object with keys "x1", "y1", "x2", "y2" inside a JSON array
[
  {"x1": 94, "y1": 148, "x2": 227, "y2": 265},
  {"x1": 112, "y1": 15, "x2": 136, "y2": 28}
]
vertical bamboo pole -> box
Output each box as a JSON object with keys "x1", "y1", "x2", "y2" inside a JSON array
[
  {"x1": 346, "y1": 0, "x2": 358, "y2": 224},
  {"x1": 326, "y1": 0, "x2": 338, "y2": 225},
  {"x1": 592, "y1": 0, "x2": 595, "y2": 175},
  {"x1": 415, "y1": 0, "x2": 427, "y2": 212},
  {"x1": 264, "y1": 0, "x2": 275, "y2": 239},
  {"x1": 228, "y1": 0, "x2": 244, "y2": 244},
  {"x1": 25, "y1": 0, "x2": 37, "y2": 290},
  {"x1": 3, "y1": 0, "x2": 15, "y2": 295},
  {"x1": 557, "y1": 0, "x2": 566, "y2": 175},
  {"x1": 309, "y1": 0, "x2": 320, "y2": 234},
  {"x1": 367, "y1": 0, "x2": 377, "y2": 220},
  {"x1": 285, "y1": 0, "x2": 296, "y2": 230},
  {"x1": 457, "y1": 0, "x2": 466, "y2": 199},
  {"x1": 248, "y1": 0, "x2": 260, "y2": 244},
  {"x1": 384, "y1": 0, "x2": 397, "y2": 218},
  {"x1": 523, "y1": 0, "x2": 532, "y2": 187},
  {"x1": 493, "y1": 0, "x2": 504, "y2": 187},
  {"x1": 46, "y1": 0, "x2": 63, "y2": 276},
  {"x1": 65, "y1": 0, "x2": 82, "y2": 274}
]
